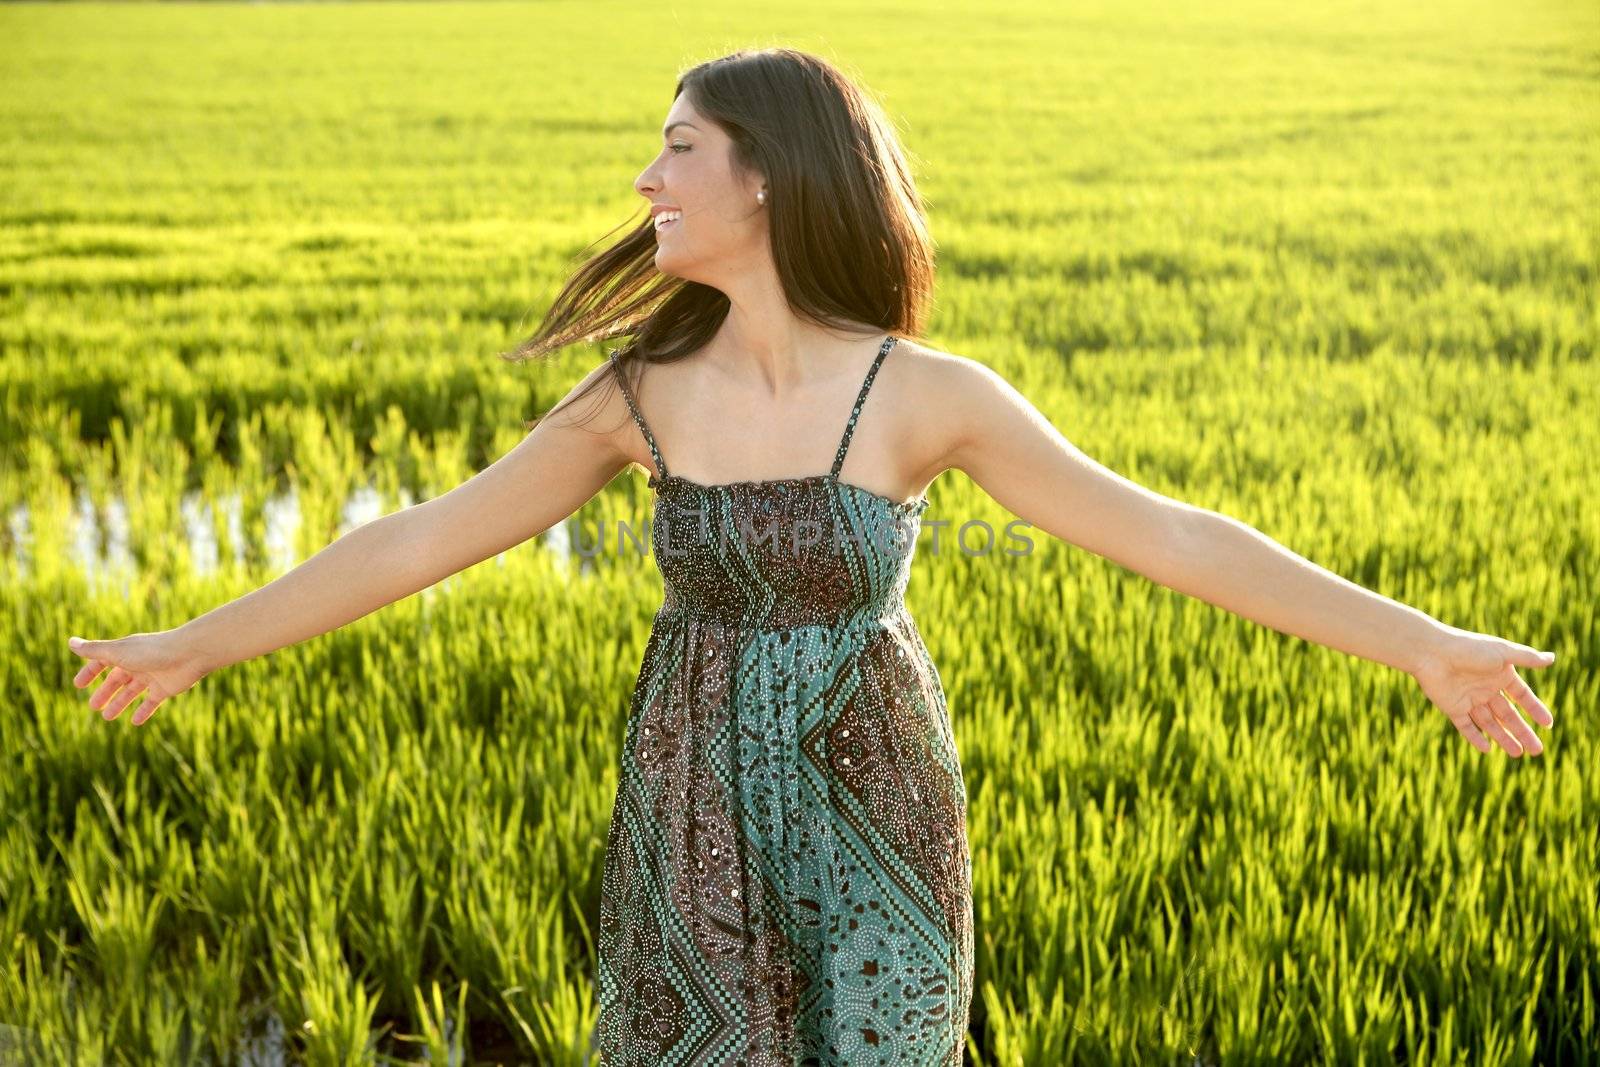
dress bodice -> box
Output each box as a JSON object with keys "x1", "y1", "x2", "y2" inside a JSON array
[{"x1": 611, "y1": 335, "x2": 925, "y2": 632}]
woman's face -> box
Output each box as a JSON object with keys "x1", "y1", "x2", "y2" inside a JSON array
[{"x1": 634, "y1": 94, "x2": 767, "y2": 283}]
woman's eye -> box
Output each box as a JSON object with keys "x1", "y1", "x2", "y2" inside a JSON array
[{"x1": 670, "y1": 143, "x2": 689, "y2": 153}]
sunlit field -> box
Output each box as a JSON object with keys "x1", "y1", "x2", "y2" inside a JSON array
[{"x1": 2, "y1": 0, "x2": 1597, "y2": 1063}]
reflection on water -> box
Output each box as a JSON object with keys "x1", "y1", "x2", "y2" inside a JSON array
[
  {"x1": 0, "y1": 1022, "x2": 45, "y2": 1062},
  {"x1": 0, "y1": 1011, "x2": 292, "y2": 1066},
  {"x1": 4, "y1": 485, "x2": 581, "y2": 585},
  {"x1": 232, "y1": 1002, "x2": 469, "y2": 1066},
  {"x1": 236, "y1": 1005, "x2": 289, "y2": 1066}
]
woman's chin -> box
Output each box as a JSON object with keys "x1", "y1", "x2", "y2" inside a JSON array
[{"x1": 652, "y1": 250, "x2": 694, "y2": 279}]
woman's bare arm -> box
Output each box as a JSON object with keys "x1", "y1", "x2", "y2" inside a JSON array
[
  {"x1": 175, "y1": 358, "x2": 632, "y2": 674},
  {"x1": 931, "y1": 352, "x2": 1444, "y2": 659},
  {"x1": 930, "y1": 352, "x2": 1200, "y2": 585},
  {"x1": 70, "y1": 358, "x2": 638, "y2": 725},
  {"x1": 933, "y1": 352, "x2": 1448, "y2": 673},
  {"x1": 929, "y1": 351, "x2": 1557, "y2": 757}
]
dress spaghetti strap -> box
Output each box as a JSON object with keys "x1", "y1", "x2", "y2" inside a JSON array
[
  {"x1": 609, "y1": 351, "x2": 670, "y2": 485},
  {"x1": 829, "y1": 334, "x2": 898, "y2": 479}
]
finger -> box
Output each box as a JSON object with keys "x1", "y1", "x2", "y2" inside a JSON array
[
  {"x1": 88, "y1": 668, "x2": 132, "y2": 714},
  {"x1": 1489, "y1": 692, "x2": 1542, "y2": 757},
  {"x1": 1470, "y1": 703, "x2": 1522, "y2": 758},
  {"x1": 67, "y1": 636, "x2": 109, "y2": 662},
  {"x1": 131, "y1": 694, "x2": 165, "y2": 727},
  {"x1": 106, "y1": 680, "x2": 149, "y2": 723},
  {"x1": 1454, "y1": 710, "x2": 1493, "y2": 754},
  {"x1": 74, "y1": 659, "x2": 110, "y2": 688},
  {"x1": 1504, "y1": 642, "x2": 1557, "y2": 669},
  {"x1": 1503, "y1": 674, "x2": 1554, "y2": 728}
]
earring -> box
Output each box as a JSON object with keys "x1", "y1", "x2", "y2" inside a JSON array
[{"x1": 757, "y1": 189, "x2": 767, "y2": 205}]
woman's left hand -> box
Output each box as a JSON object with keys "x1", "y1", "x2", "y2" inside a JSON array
[{"x1": 1408, "y1": 625, "x2": 1558, "y2": 757}]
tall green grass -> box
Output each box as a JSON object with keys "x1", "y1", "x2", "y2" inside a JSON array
[{"x1": 2, "y1": 0, "x2": 1596, "y2": 1062}]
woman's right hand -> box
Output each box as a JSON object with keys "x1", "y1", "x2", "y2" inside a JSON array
[{"x1": 67, "y1": 631, "x2": 210, "y2": 726}]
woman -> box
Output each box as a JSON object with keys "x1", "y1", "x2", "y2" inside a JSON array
[{"x1": 67, "y1": 48, "x2": 1557, "y2": 1066}]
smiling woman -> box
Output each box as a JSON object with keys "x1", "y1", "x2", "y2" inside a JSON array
[{"x1": 492, "y1": 47, "x2": 974, "y2": 1066}]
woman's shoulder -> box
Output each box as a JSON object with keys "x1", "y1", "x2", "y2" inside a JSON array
[{"x1": 887, "y1": 336, "x2": 995, "y2": 410}]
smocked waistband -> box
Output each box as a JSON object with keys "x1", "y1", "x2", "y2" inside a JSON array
[{"x1": 653, "y1": 600, "x2": 913, "y2": 635}]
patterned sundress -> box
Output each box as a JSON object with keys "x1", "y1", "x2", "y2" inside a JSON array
[{"x1": 596, "y1": 334, "x2": 974, "y2": 1066}]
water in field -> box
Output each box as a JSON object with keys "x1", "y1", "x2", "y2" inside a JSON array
[{"x1": 3, "y1": 483, "x2": 592, "y2": 586}]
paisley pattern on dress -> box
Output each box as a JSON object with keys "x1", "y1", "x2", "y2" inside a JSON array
[{"x1": 597, "y1": 335, "x2": 974, "y2": 1066}]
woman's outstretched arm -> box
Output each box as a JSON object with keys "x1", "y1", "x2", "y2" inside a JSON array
[
  {"x1": 926, "y1": 351, "x2": 1557, "y2": 758},
  {"x1": 68, "y1": 357, "x2": 635, "y2": 725}
]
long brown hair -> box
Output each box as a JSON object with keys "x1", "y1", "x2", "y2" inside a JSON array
[{"x1": 501, "y1": 47, "x2": 937, "y2": 431}]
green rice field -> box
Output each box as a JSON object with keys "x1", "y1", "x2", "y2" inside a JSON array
[{"x1": 2, "y1": 0, "x2": 1597, "y2": 1063}]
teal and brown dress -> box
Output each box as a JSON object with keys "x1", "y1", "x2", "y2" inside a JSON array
[{"x1": 597, "y1": 334, "x2": 974, "y2": 1066}]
